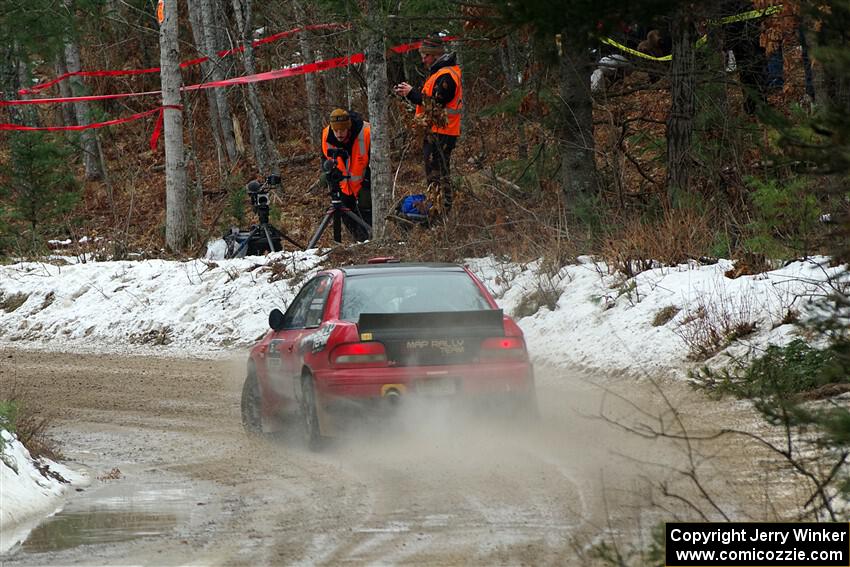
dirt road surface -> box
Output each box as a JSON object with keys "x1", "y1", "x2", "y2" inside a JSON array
[{"x1": 0, "y1": 349, "x2": 798, "y2": 565}]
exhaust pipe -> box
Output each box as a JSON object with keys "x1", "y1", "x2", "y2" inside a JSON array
[
  {"x1": 380, "y1": 384, "x2": 406, "y2": 409},
  {"x1": 384, "y1": 388, "x2": 402, "y2": 406}
]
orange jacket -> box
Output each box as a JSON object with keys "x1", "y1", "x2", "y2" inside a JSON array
[
  {"x1": 321, "y1": 122, "x2": 371, "y2": 197},
  {"x1": 416, "y1": 65, "x2": 462, "y2": 136}
]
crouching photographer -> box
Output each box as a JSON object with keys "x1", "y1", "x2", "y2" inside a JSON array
[{"x1": 321, "y1": 108, "x2": 371, "y2": 241}]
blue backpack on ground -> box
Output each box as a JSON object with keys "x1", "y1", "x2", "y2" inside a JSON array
[{"x1": 401, "y1": 194, "x2": 429, "y2": 216}]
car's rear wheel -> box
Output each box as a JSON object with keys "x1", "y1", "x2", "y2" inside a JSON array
[
  {"x1": 241, "y1": 368, "x2": 263, "y2": 434},
  {"x1": 301, "y1": 375, "x2": 325, "y2": 451}
]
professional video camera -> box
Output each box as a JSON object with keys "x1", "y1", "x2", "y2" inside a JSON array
[
  {"x1": 321, "y1": 148, "x2": 347, "y2": 199},
  {"x1": 247, "y1": 174, "x2": 279, "y2": 222},
  {"x1": 307, "y1": 148, "x2": 372, "y2": 248},
  {"x1": 223, "y1": 174, "x2": 304, "y2": 258}
]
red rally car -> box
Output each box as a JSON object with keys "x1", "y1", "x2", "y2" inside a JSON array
[{"x1": 240, "y1": 259, "x2": 537, "y2": 448}]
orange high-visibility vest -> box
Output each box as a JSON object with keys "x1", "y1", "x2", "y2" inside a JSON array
[
  {"x1": 415, "y1": 65, "x2": 462, "y2": 136},
  {"x1": 321, "y1": 122, "x2": 371, "y2": 197}
]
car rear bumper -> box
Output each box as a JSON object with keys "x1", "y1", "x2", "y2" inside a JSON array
[{"x1": 313, "y1": 361, "x2": 534, "y2": 400}]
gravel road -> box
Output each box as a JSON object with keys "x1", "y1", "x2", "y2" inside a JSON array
[{"x1": 0, "y1": 348, "x2": 796, "y2": 566}]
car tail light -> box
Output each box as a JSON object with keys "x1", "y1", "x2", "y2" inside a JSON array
[
  {"x1": 330, "y1": 342, "x2": 388, "y2": 366},
  {"x1": 480, "y1": 336, "x2": 528, "y2": 362}
]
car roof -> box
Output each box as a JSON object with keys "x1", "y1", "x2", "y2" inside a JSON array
[{"x1": 340, "y1": 262, "x2": 466, "y2": 277}]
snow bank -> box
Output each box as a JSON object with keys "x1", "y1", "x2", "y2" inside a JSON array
[
  {"x1": 468, "y1": 255, "x2": 846, "y2": 378},
  {"x1": 0, "y1": 253, "x2": 844, "y2": 373},
  {"x1": 0, "y1": 430, "x2": 89, "y2": 552}
]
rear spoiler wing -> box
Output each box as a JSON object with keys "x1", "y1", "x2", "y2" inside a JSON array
[{"x1": 358, "y1": 310, "x2": 505, "y2": 341}]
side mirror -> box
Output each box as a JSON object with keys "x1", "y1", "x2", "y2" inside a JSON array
[{"x1": 269, "y1": 309, "x2": 286, "y2": 331}]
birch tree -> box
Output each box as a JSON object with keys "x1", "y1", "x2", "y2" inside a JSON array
[
  {"x1": 231, "y1": 0, "x2": 281, "y2": 175},
  {"x1": 364, "y1": 0, "x2": 391, "y2": 239},
  {"x1": 186, "y1": 0, "x2": 227, "y2": 168},
  {"x1": 500, "y1": 34, "x2": 528, "y2": 160},
  {"x1": 198, "y1": 0, "x2": 238, "y2": 163},
  {"x1": 159, "y1": 0, "x2": 190, "y2": 251},
  {"x1": 293, "y1": 0, "x2": 323, "y2": 147},
  {"x1": 62, "y1": 0, "x2": 103, "y2": 181},
  {"x1": 54, "y1": 54, "x2": 76, "y2": 127}
]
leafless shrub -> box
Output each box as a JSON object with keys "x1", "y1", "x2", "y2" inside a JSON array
[
  {"x1": 675, "y1": 286, "x2": 759, "y2": 360},
  {"x1": 601, "y1": 208, "x2": 715, "y2": 277},
  {"x1": 580, "y1": 376, "x2": 849, "y2": 565},
  {"x1": 514, "y1": 278, "x2": 563, "y2": 318},
  {"x1": 1, "y1": 382, "x2": 62, "y2": 461}
]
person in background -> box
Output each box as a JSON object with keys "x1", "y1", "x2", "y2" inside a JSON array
[
  {"x1": 393, "y1": 34, "x2": 462, "y2": 215},
  {"x1": 321, "y1": 108, "x2": 372, "y2": 241}
]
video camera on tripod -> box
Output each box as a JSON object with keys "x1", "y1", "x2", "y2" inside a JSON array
[
  {"x1": 247, "y1": 174, "x2": 280, "y2": 223},
  {"x1": 223, "y1": 174, "x2": 304, "y2": 258},
  {"x1": 322, "y1": 148, "x2": 348, "y2": 201},
  {"x1": 307, "y1": 148, "x2": 372, "y2": 248}
]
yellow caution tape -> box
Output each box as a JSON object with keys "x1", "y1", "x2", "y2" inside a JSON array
[
  {"x1": 599, "y1": 4, "x2": 783, "y2": 62},
  {"x1": 712, "y1": 4, "x2": 783, "y2": 25},
  {"x1": 599, "y1": 36, "x2": 672, "y2": 62}
]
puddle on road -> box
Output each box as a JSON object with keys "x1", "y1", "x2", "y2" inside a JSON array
[{"x1": 19, "y1": 480, "x2": 190, "y2": 553}]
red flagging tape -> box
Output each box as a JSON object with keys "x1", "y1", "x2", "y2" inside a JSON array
[
  {"x1": 1, "y1": 34, "x2": 457, "y2": 146},
  {"x1": 0, "y1": 91, "x2": 161, "y2": 106},
  {"x1": 0, "y1": 105, "x2": 182, "y2": 152},
  {"x1": 18, "y1": 23, "x2": 349, "y2": 96},
  {"x1": 0, "y1": 106, "x2": 164, "y2": 131},
  {"x1": 1, "y1": 38, "x2": 436, "y2": 107},
  {"x1": 149, "y1": 105, "x2": 183, "y2": 150}
]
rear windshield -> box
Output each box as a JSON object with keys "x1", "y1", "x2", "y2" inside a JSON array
[{"x1": 341, "y1": 271, "x2": 492, "y2": 321}]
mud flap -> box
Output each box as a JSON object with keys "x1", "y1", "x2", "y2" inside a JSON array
[{"x1": 315, "y1": 391, "x2": 337, "y2": 437}]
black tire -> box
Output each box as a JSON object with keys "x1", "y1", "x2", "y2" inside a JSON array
[
  {"x1": 241, "y1": 370, "x2": 263, "y2": 434},
  {"x1": 301, "y1": 375, "x2": 325, "y2": 451}
]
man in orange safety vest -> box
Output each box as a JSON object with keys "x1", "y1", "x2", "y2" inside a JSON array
[
  {"x1": 321, "y1": 108, "x2": 371, "y2": 241},
  {"x1": 393, "y1": 33, "x2": 462, "y2": 214}
]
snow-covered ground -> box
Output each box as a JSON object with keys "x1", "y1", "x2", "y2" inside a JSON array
[
  {"x1": 0, "y1": 249, "x2": 846, "y2": 550},
  {"x1": 0, "y1": 430, "x2": 89, "y2": 552}
]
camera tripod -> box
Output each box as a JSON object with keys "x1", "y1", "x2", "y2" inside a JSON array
[
  {"x1": 307, "y1": 195, "x2": 372, "y2": 249},
  {"x1": 227, "y1": 219, "x2": 305, "y2": 259},
  {"x1": 225, "y1": 183, "x2": 305, "y2": 258}
]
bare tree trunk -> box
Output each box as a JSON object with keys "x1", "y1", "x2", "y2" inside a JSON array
[
  {"x1": 62, "y1": 0, "x2": 103, "y2": 181},
  {"x1": 55, "y1": 55, "x2": 76, "y2": 127},
  {"x1": 500, "y1": 34, "x2": 528, "y2": 160},
  {"x1": 365, "y1": 0, "x2": 391, "y2": 240},
  {"x1": 186, "y1": 0, "x2": 226, "y2": 170},
  {"x1": 666, "y1": 10, "x2": 696, "y2": 205},
  {"x1": 160, "y1": 0, "x2": 190, "y2": 251},
  {"x1": 557, "y1": 30, "x2": 596, "y2": 201},
  {"x1": 293, "y1": 0, "x2": 322, "y2": 146},
  {"x1": 1, "y1": 45, "x2": 27, "y2": 128},
  {"x1": 14, "y1": 53, "x2": 40, "y2": 126},
  {"x1": 323, "y1": 68, "x2": 347, "y2": 111},
  {"x1": 231, "y1": 0, "x2": 281, "y2": 175},
  {"x1": 199, "y1": 0, "x2": 238, "y2": 163}
]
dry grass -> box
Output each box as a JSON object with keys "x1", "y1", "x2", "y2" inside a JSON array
[
  {"x1": 600, "y1": 208, "x2": 716, "y2": 277},
  {"x1": 652, "y1": 305, "x2": 681, "y2": 327},
  {"x1": 0, "y1": 382, "x2": 62, "y2": 461},
  {"x1": 674, "y1": 287, "x2": 759, "y2": 361}
]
